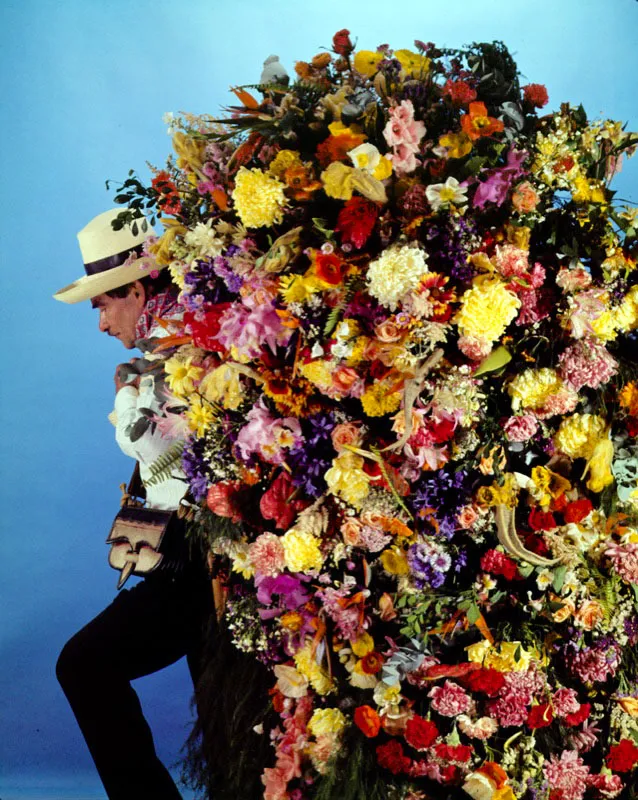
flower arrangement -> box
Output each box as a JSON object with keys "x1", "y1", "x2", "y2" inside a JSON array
[{"x1": 113, "y1": 31, "x2": 638, "y2": 800}]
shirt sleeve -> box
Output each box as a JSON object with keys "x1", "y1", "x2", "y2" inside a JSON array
[{"x1": 113, "y1": 375, "x2": 173, "y2": 465}]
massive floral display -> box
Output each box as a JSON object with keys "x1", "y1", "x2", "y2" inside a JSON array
[{"x1": 112, "y1": 32, "x2": 638, "y2": 799}]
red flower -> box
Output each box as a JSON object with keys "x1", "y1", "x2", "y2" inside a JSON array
[
  {"x1": 404, "y1": 715, "x2": 439, "y2": 751},
  {"x1": 563, "y1": 498, "x2": 593, "y2": 524},
  {"x1": 442, "y1": 79, "x2": 477, "y2": 106},
  {"x1": 434, "y1": 742, "x2": 473, "y2": 762},
  {"x1": 523, "y1": 83, "x2": 549, "y2": 108},
  {"x1": 463, "y1": 667, "x2": 506, "y2": 697},
  {"x1": 206, "y1": 482, "x2": 244, "y2": 522},
  {"x1": 354, "y1": 705, "x2": 382, "y2": 738},
  {"x1": 376, "y1": 740, "x2": 411, "y2": 774},
  {"x1": 152, "y1": 170, "x2": 182, "y2": 214},
  {"x1": 259, "y1": 471, "x2": 307, "y2": 530},
  {"x1": 607, "y1": 738, "x2": 638, "y2": 772},
  {"x1": 315, "y1": 252, "x2": 347, "y2": 285},
  {"x1": 527, "y1": 703, "x2": 554, "y2": 729},
  {"x1": 184, "y1": 303, "x2": 231, "y2": 352},
  {"x1": 529, "y1": 508, "x2": 558, "y2": 531},
  {"x1": 480, "y1": 549, "x2": 519, "y2": 581},
  {"x1": 332, "y1": 28, "x2": 354, "y2": 56},
  {"x1": 361, "y1": 651, "x2": 384, "y2": 674},
  {"x1": 425, "y1": 662, "x2": 480, "y2": 681},
  {"x1": 563, "y1": 703, "x2": 591, "y2": 727},
  {"x1": 336, "y1": 197, "x2": 379, "y2": 249}
]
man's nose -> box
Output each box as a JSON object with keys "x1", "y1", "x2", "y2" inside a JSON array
[{"x1": 98, "y1": 312, "x2": 109, "y2": 333}]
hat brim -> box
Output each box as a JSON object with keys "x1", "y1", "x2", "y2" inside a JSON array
[{"x1": 53, "y1": 258, "x2": 167, "y2": 304}]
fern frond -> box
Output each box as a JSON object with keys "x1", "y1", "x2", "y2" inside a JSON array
[{"x1": 144, "y1": 441, "x2": 185, "y2": 487}]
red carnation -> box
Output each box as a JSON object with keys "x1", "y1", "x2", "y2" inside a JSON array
[
  {"x1": 442, "y1": 79, "x2": 477, "y2": 106},
  {"x1": 354, "y1": 705, "x2": 382, "y2": 738},
  {"x1": 463, "y1": 667, "x2": 506, "y2": 697},
  {"x1": 335, "y1": 197, "x2": 379, "y2": 249},
  {"x1": 376, "y1": 740, "x2": 411, "y2": 774},
  {"x1": 434, "y1": 742, "x2": 473, "y2": 762},
  {"x1": 184, "y1": 303, "x2": 231, "y2": 352},
  {"x1": 563, "y1": 498, "x2": 593, "y2": 524},
  {"x1": 529, "y1": 508, "x2": 558, "y2": 531},
  {"x1": 480, "y1": 549, "x2": 520, "y2": 581},
  {"x1": 404, "y1": 715, "x2": 439, "y2": 751},
  {"x1": 527, "y1": 703, "x2": 554, "y2": 729},
  {"x1": 332, "y1": 28, "x2": 354, "y2": 56},
  {"x1": 563, "y1": 703, "x2": 591, "y2": 727},
  {"x1": 606, "y1": 738, "x2": 638, "y2": 772},
  {"x1": 315, "y1": 252, "x2": 347, "y2": 285},
  {"x1": 522, "y1": 83, "x2": 549, "y2": 108}
]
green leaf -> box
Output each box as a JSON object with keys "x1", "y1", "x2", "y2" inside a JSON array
[
  {"x1": 473, "y1": 346, "x2": 512, "y2": 377},
  {"x1": 466, "y1": 604, "x2": 481, "y2": 625},
  {"x1": 518, "y1": 563, "x2": 534, "y2": 578},
  {"x1": 552, "y1": 565, "x2": 567, "y2": 593}
]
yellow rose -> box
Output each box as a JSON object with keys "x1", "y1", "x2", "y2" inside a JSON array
[{"x1": 268, "y1": 149, "x2": 303, "y2": 179}]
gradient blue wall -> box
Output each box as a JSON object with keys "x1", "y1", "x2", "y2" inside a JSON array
[{"x1": 1, "y1": 0, "x2": 636, "y2": 796}]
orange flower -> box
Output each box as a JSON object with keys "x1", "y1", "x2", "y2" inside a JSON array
[
  {"x1": 315, "y1": 252, "x2": 347, "y2": 285},
  {"x1": 353, "y1": 705, "x2": 382, "y2": 738},
  {"x1": 460, "y1": 102, "x2": 505, "y2": 141},
  {"x1": 284, "y1": 164, "x2": 322, "y2": 201},
  {"x1": 316, "y1": 131, "x2": 367, "y2": 167},
  {"x1": 360, "y1": 651, "x2": 384, "y2": 674},
  {"x1": 620, "y1": 382, "x2": 638, "y2": 417}
]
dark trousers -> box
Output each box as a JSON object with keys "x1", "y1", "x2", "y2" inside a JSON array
[{"x1": 56, "y1": 564, "x2": 214, "y2": 800}]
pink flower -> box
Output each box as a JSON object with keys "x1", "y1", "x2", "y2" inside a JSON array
[
  {"x1": 543, "y1": 750, "x2": 590, "y2": 800},
  {"x1": 494, "y1": 244, "x2": 529, "y2": 278},
  {"x1": 427, "y1": 681, "x2": 471, "y2": 717},
  {"x1": 236, "y1": 400, "x2": 302, "y2": 464},
  {"x1": 586, "y1": 773, "x2": 624, "y2": 798},
  {"x1": 249, "y1": 533, "x2": 286, "y2": 576},
  {"x1": 558, "y1": 339, "x2": 618, "y2": 391},
  {"x1": 605, "y1": 541, "x2": 638, "y2": 584},
  {"x1": 503, "y1": 414, "x2": 539, "y2": 442},
  {"x1": 556, "y1": 266, "x2": 593, "y2": 293},
  {"x1": 383, "y1": 100, "x2": 425, "y2": 174},
  {"x1": 459, "y1": 334, "x2": 492, "y2": 362},
  {"x1": 215, "y1": 301, "x2": 292, "y2": 358},
  {"x1": 553, "y1": 687, "x2": 581, "y2": 718}
]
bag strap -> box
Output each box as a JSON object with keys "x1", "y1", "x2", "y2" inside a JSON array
[{"x1": 119, "y1": 463, "x2": 146, "y2": 508}]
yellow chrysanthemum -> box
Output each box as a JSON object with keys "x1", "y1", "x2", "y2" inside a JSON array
[
  {"x1": 615, "y1": 285, "x2": 638, "y2": 333},
  {"x1": 294, "y1": 642, "x2": 335, "y2": 695},
  {"x1": 360, "y1": 381, "x2": 402, "y2": 417},
  {"x1": 554, "y1": 413, "x2": 607, "y2": 459},
  {"x1": 231, "y1": 167, "x2": 287, "y2": 228},
  {"x1": 268, "y1": 149, "x2": 303, "y2": 179},
  {"x1": 307, "y1": 708, "x2": 347, "y2": 738},
  {"x1": 394, "y1": 49, "x2": 431, "y2": 77},
  {"x1": 281, "y1": 528, "x2": 323, "y2": 573},
  {"x1": 325, "y1": 452, "x2": 370, "y2": 508},
  {"x1": 164, "y1": 356, "x2": 203, "y2": 397},
  {"x1": 186, "y1": 394, "x2": 216, "y2": 437},
  {"x1": 353, "y1": 50, "x2": 384, "y2": 77},
  {"x1": 199, "y1": 364, "x2": 244, "y2": 410},
  {"x1": 456, "y1": 280, "x2": 520, "y2": 342},
  {"x1": 508, "y1": 368, "x2": 563, "y2": 412}
]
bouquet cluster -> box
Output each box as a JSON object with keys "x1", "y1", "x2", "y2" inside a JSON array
[{"x1": 113, "y1": 32, "x2": 638, "y2": 800}]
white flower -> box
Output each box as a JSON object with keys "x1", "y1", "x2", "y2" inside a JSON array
[
  {"x1": 425, "y1": 177, "x2": 468, "y2": 211},
  {"x1": 366, "y1": 245, "x2": 428, "y2": 310},
  {"x1": 184, "y1": 220, "x2": 225, "y2": 259},
  {"x1": 348, "y1": 143, "x2": 382, "y2": 173}
]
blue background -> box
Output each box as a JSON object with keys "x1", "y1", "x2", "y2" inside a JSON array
[{"x1": 1, "y1": 0, "x2": 637, "y2": 796}]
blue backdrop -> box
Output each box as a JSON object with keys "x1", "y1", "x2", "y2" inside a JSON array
[{"x1": 1, "y1": 0, "x2": 636, "y2": 796}]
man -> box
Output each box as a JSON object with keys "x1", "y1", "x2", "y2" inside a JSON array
[{"x1": 54, "y1": 209, "x2": 213, "y2": 799}]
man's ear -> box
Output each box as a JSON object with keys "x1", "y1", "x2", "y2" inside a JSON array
[{"x1": 130, "y1": 280, "x2": 146, "y2": 305}]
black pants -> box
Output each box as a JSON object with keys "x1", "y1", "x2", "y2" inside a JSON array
[{"x1": 56, "y1": 563, "x2": 214, "y2": 800}]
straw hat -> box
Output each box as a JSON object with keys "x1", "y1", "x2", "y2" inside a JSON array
[{"x1": 53, "y1": 208, "x2": 163, "y2": 304}]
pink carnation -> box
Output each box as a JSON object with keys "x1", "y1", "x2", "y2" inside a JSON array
[
  {"x1": 556, "y1": 266, "x2": 593, "y2": 293},
  {"x1": 427, "y1": 680, "x2": 471, "y2": 717},
  {"x1": 534, "y1": 386, "x2": 579, "y2": 420},
  {"x1": 553, "y1": 687, "x2": 581, "y2": 718},
  {"x1": 503, "y1": 413, "x2": 539, "y2": 442},
  {"x1": 458, "y1": 335, "x2": 492, "y2": 362},
  {"x1": 494, "y1": 244, "x2": 529, "y2": 278},
  {"x1": 249, "y1": 533, "x2": 286, "y2": 576},
  {"x1": 543, "y1": 750, "x2": 590, "y2": 800},
  {"x1": 559, "y1": 339, "x2": 618, "y2": 391},
  {"x1": 586, "y1": 773, "x2": 624, "y2": 798},
  {"x1": 605, "y1": 541, "x2": 638, "y2": 584}
]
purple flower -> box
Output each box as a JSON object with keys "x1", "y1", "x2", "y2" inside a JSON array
[{"x1": 255, "y1": 573, "x2": 311, "y2": 610}]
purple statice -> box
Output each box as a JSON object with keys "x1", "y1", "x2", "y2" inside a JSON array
[
  {"x1": 410, "y1": 467, "x2": 471, "y2": 537},
  {"x1": 213, "y1": 252, "x2": 243, "y2": 294},
  {"x1": 182, "y1": 437, "x2": 209, "y2": 501},
  {"x1": 401, "y1": 80, "x2": 428, "y2": 111},
  {"x1": 408, "y1": 542, "x2": 449, "y2": 589},
  {"x1": 288, "y1": 412, "x2": 335, "y2": 498},
  {"x1": 183, "y1": 258, "x2": 228, "y2": 304},
  {"x1": 453, "y1": 549, "x2": 468, "y2": 573}
]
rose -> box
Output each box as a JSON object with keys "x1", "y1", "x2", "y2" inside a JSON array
[
  {"x1": 522, "y1": 83, "x2": 549, "y2": 107},
  {"x1": 331, "y1": 422, "x2": 362, "y2": 453},
  {"x1": 332, "y1": 28, "x2": 353, "y2": 56},
  {"x1": 574, "y1": 600, "x2": 605, "y2": 630},
  {"x1": 511, "y1": 181, "x2": 540, "y2": 214},
  {"x1": 340, "y1": 518, "x2": 362, "y2": 546},
  {"x1": 457, "y1": 506, "x2": 479, "y2": 529},
  {"x1": 330, "y1": 366, "x2": 361, "y2": 397}
]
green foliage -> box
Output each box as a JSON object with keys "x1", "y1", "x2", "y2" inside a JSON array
[{"x1": 144, "y1": 441, "x2": 185, "y2": 487}]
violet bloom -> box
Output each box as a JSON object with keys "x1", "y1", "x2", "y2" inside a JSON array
[{"x1": 255, "y1": 573, "x2": 311, "y2": 611}]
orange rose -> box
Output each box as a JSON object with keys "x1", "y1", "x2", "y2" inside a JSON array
[
  {"x1": 331, "y1": 365, "x2": 359, "y2": 396},
  {"x1": 331, "y1": 422, "x2": 362, "y2": 453},
  {"x1": 375, "y1": 320, "x2": 403, "y2": 343},
  {"x1": 341, "y1": 518, "x2": 362, "y2": 546},
  {"x1": 619, "y1": 697, "x2": 638, "y2": 717},
  {"x1": 574, "y1": 600, "x2": 605, "y2": 630},
  {"x1": 457, "y1": 506, "x2": 479, "y2": 529},
  {"x1": 550, "y1": 593, "x2": 575, "y2": 623}
]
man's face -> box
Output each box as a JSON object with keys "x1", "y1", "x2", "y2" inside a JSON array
[{"x1": 91, "y1": 283, "x2": 146, "y2": 349}]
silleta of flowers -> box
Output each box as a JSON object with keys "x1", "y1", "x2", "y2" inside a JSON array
[{"x1": 112, "y1": 32, "x2": 638, "y2": 800}]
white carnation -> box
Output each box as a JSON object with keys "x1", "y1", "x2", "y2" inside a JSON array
[{"x1": 366, "y1": 245, "x2": 428, "y2": 310}]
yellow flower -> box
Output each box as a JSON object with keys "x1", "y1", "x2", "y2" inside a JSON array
[
  {"x1": 307, "y1": 708, "x2": 347, "y2": 738},
  {"x1": 381, "y1": 547, "x2": 410, "y2": 575},
  {"x1": 554, "y1": 413, "x2": 607, "y2": 459},
  {"x1": 439, "y1": 131, "x2": 473, "y2": 159},
  {"x1": 294, "y1": 642, "x2": 335, "y2": 695},
  {"x1": 467, "y1": 640, "x2": 538, "y2": 672},
  {"x1": 281, "y1": 528, "x2": 323, "y2": 573},
  {"x1": 360, "y1": 381, "x2": 402, "y2": 417},
  {"x1": 278, "y1": 273, "x2": 323, "y2": 304},
  {"x1": 298, "y1": 359, "x2": 333, "y2": 392},
  {"x1": 268, "y1": 149, "x2": 303, "y2": 179},
  {"x1": 530, "y1": 466, "x2": 571, "y2": 506},
  {"x1": 172, "y1": 131, "x2": 206, "y2": 173},
  {"x1": 325, "y1": 452, "x2": 371, "y2": 508},
  {"x1": 199, "y1": 363, "x2": 245, "y2": 411},
  {"x1": 456, "y1": 280, "x2": 521, "y2": 342},
  {"x1": 231, "y1": 167, "x2": 287, "y2": 228},
  {"x1": 508, "y1": 368, "x2": 563, "y2": 412},
  {"x1": 584, "y1": 435, "x2": 614, "y2": 493},
  {"x1": 353, "y1": 50, "x2": 384, "y2": 77},
  {"x1": 615, "y1": 285, "x2": 638, "y2": 333},
  {"x1": 589, "y1": 309, "x2": 618, "y2": 342},
  {"x1": 231, "y1": 546, "x2": 254, "y2": 579},
  {"x1": 571, "y1": 174, "x2": 606, "y2": 204},
  {"x1": 321, "y1": 161, "x2": 356, "y2": 200},
  {"x1": 394, "y1": 49, "x2": 431, "y2": 77},
  {"x1": 186, "y1": 394, "x2": 216, "y2": 437},
  {"x1": 164, "y1": 356, "x2": 203, "y2": 397},
  {"x1": 149, "y1": 219, "x2": 187, "y2": 266},
  {"x1": 351, "y1": 632, "x2": 375, "y2": 657},
  {"x1": 373, "y1": 156, "x2": 393, "y2": 180}
]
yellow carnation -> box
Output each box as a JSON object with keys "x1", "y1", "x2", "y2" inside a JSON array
[
  {"x1": 281, "y1": 528, "x2": 323, "y2": 573},
  {"x1": 360, "y1": 381, "x2": 402, "y2": 417},
  {"x1": 232, "y1": 167, "x2": 287, "y2": 228},
  {"x1": 508, "y1": 368, "x2": 563, "y2": 412},
  {"x1": 325, "y1": 452, "x2": 370, "y2": 508},
  {"x1": 456, "y1": 281, "x2": 520, "y2": 342},
  {"x1": 353, "y1": 50, "x2": 383, "y2": 77},
  {"x1": 394, "y1": 49, "x2": 431, "y2": 77},
  {"x1": 307, "y1": 708, "x2": 347, "y2": 738},
  {"x1": 294, "y1": 642, "x2": 335, "y2": 695},
  {"x1": 199, "y1": 364, "x2": 244, "y2": 410},
  {"x1": 554, "y1": 413, "x2": 607, "y2": 460}
]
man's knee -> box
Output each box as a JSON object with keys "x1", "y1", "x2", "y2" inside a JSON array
[{"x1": 56, "y1": 627, "x2": 107, "y2": 693}]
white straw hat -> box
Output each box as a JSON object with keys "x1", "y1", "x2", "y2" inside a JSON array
[{"x1": 53, "y1": 208, "x2": 164, "y2": 304}]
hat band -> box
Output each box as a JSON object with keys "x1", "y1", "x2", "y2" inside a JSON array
[{"x1": 84, "y1": 244, "x2": 144, "y2": 276}]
